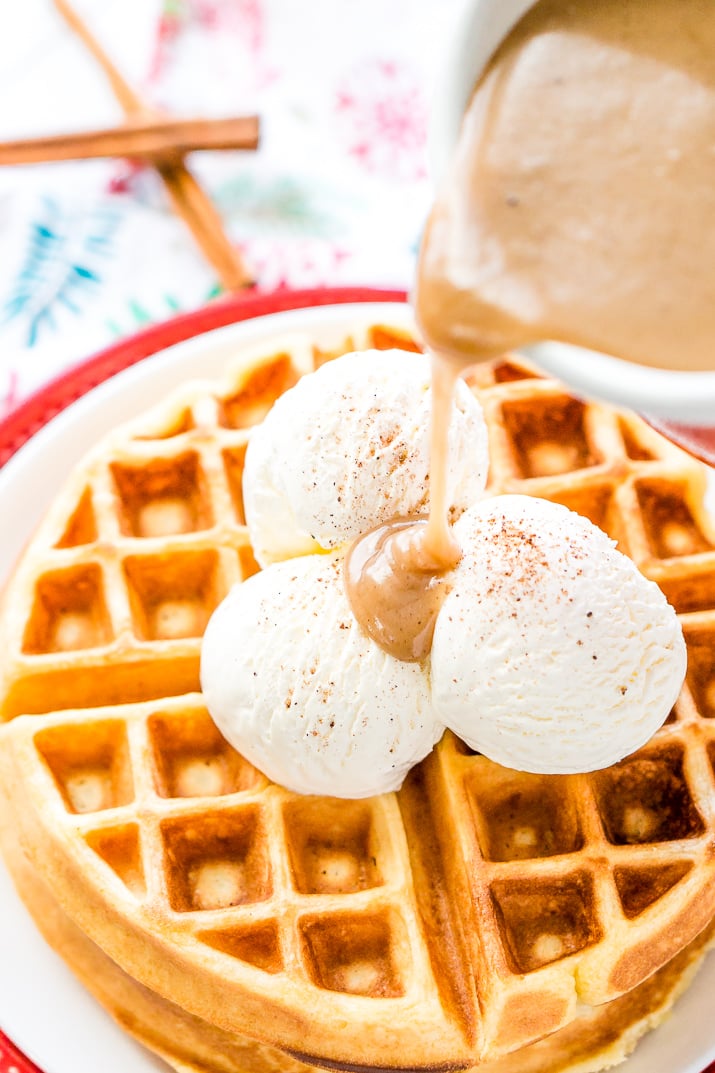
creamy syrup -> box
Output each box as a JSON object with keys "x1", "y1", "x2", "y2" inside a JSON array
[
  {"x1": 416, "y1": 0, "x2": 715, "y2": 372},
  {"x1": 344, "y1": 357, "x2": 461, "y2": 661},
  {"x1": 348, "y1": 0, "x2": 715, "y2": 660}
]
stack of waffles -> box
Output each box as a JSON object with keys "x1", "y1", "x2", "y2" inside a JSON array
[{"x1": 1, "y1": 315, "x2": 715, "y2": 1073}]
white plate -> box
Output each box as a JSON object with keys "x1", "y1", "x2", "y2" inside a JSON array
[{"x1": 0, "y1": 301, "x2": 714, "y2": 1073}]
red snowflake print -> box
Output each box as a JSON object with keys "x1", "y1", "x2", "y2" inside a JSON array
[
  {"x1": 145, "y1": 0, "x2": 268, "y2": 89},
  {"x1": 242, "y1": 238, "x2": 354, "y2": 293},
  {"x1": 106, "y1": 159, "x2": 148, "y2": 196},
  {"x1": 192, "y1": 0, "x2": 265, "y2": 53},
  {"x1": 0, "y1": 370, "x2": 19, "y2": 421},
  {"x1": 146, "y1": 9, "x2": 184, "y2": 83},
  {"x1": 335, "y1": 58, "x2": 429, "y2": 182}
]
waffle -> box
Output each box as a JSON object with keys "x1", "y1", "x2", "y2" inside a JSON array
[
  {"x1": 3, "y1": 819, "x2": 714, "y2": 1073},
  {"x1": 1, "y1": 316, "x2": 715, "y2": 1072}
]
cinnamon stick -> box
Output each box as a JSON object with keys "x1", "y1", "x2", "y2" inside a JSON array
[
  {"x1": 53, "y1": 0, "x2": 254, "y2": 291},
  {"x1": 0, "y1": 115, "x2": 260, "y2": 166}
]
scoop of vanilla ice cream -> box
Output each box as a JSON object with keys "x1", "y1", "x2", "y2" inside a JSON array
[
  {"x1": 431, "y1": 495, "x2": 686, "y2": 774},
  {"x1": 201, "y1": 553, "x2": 443, "y2": 798},
  {"x1": 243, "y1": 349, "x2": 489, "y2": 567}
]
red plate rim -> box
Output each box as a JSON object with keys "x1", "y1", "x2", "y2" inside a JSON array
[
  {"x1": 0, "y1": 285, "x2": 713, "y2": 1073},
  {"x1": 0, "y1": 286, "x2": 408, "y2": 469}
]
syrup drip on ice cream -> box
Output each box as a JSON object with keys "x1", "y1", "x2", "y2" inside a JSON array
[{"x1": 345, "y1": 356, "x2": 461, "y2": 661}]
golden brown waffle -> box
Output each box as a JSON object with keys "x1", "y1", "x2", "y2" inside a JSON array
[
  {"x1": 1, "y1": 321, "x2": 715, "y2": 1072},
  {"x1": 3, "y1": 820, "x2": 714, "y2": 1073}
]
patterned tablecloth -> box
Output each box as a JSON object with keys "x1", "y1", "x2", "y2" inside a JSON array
[{"x1": 0, "y1": 0, "x2": 465, "y2": 415}]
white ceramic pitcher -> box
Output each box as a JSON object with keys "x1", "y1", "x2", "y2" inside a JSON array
[{"x1": 428, "y1": 0, "x2": 715, "y2": 426}]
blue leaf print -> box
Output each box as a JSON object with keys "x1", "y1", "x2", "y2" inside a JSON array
[{"x1": 4, "y1": 197, "x2": 122, "y2": 347}]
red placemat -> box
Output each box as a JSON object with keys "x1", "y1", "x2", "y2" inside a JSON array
[{"x1": 0, "y1": 284, "x2": 713, "y2": 1073}]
